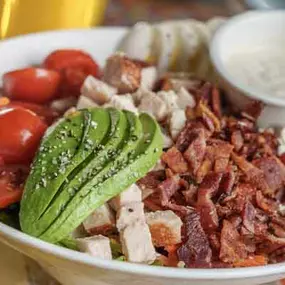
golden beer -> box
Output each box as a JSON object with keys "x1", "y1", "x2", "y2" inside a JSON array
[{"x1": 0, "y1": 0, "x2": 108, "y2": 39}]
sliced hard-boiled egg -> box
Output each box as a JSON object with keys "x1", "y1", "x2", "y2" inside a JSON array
[{"x1": 116, "y1": 22, "x2": 154, "y2": 62}]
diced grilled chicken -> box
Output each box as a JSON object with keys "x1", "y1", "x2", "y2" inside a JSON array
[
  {"x1": 109, "y1": 184, "x2": 142, "y2": 211},
  {"x1": 176, "y1": 87, "x2": 196, "y2": 109},
  {"x1": 120, "y1": 221, "x2": 156, "y2": 264},
  {"x1": 76, "y1": 95, "x2": 98, "y2": 110},
  {"x1": 116, "y1": 202, "x2": 145, "y2": 231},
  {"x1": 156, "y1": 90, "x2": 179, "y2": 114},
  {"x1": 104, "y1": 94, "x2": 138, "y2": 114},
  {"x1": 103, "y1": 54, "x2": 142, "y2": 94},
  {"x1": 50, "y1": 97, "x2": 77, "y2": 113},
  {"x1": 140, "y1": 66, "x2": 157, "y2": 90},
  {"x1": 83, "y1": 204, "x2": 115, "y2": 235},
  {"x1": 80, "y1": 75, "x2": 117, "y2": 105},
  {"x1": 162, "y1": 131, "x2": 174, "y2": 149},
  {"x1": 138, "y1": 91, "x2": 168, "y2": 122},
  {"x1": 169, "y1": 109, "x2": 187, "y2": 140},
  {"x1": 76, "y1": 235, "x2": 112, "y2": 260},
  {"x1": 145, "y1": 210, "x2": 183, "y2": 247}
]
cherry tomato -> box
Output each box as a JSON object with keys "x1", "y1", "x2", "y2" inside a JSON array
[
  {"x1": 8, "y1": 101, "x2": 59, "y2": 125},
  {"x1": 0, "y1": 164, "x2": 29, "y2": 209},
  {"x1": 3, "y1": 67, "x2": 61, "y2": 103},
  {"x1": 0, "y1": 107, "x2": 47, "y2": 163},
  {"x1": 43, "y1": 49, "x2": 100, "y2": 97}
]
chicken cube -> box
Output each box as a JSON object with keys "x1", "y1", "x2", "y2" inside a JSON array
[
  {"x1": 140, "y1": 66, "x2": 157, "y2": 90},
  {"x1": 176, "y1": 87, "x2": 196, "y2": 109},
  {"x1": 80, "y1": 75, "x2": 117, "y2": 105},
  {"x1": 83, "y1": 203, "x2": 115, "y2": 235},
  {"x1": 76, "y1": 235, "x2": 112, "y2": 260},
  {"x1": 116, "y1": 202, "x2": 146, "y2": 231},
  {"x1": 146, "y1": 210, "x2": 183, "y2": 247},
  {"x1": 156, "y1": 90, "x2": 179, "y2": 114},
  {"x1": 169, "y1": 109, "x2": 187, "y2": 140},
  {"x1": 103, "y1": 54, "x2": 141, "y2": 94},
  {"x1": 109, "y1": 184, "x2": 142, "y2": 211},
  {"x1": 50, "y1": 97, "x2": 77, "y2": 113},
  {"x1": 138, "y1": 91, "x2": 168, "y2": 121},
  {"x1": 120, "y1": 221, "x2": 156, "y2": 264},
  {"x1": 77, "y1": 95, "x2": 98, "y2": 110},
  {"x1": 104, "y1": 94, "x2": 138, "y2": 114}
]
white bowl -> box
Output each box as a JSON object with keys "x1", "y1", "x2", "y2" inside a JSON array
[
  {"x1": 1, "y1": 28, "x2": 285, "y2": 285},
  {"x1": 210, "y1": 11, "x2": 285, "y2": 128}
]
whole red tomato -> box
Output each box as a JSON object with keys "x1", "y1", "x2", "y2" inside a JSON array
[{"x1": 0, "y1": 107, "x2": 47, "y2": 164}]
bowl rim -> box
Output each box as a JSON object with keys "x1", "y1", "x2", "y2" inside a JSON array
[
  {"x1": 210, "y1": 10, "x2": 285, "y2": 107},
  {"x1": 1, "y1": 26, "x2": 285, "y2": 280},
  {"x1": 2, "y1": 221, "x2": 285, "y2": 280}
]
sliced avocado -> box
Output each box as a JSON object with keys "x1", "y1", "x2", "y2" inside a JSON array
[
  {"x1": 33, "y1": 108, "x2": 129, "y2": 236},
  {"x1": 20, "y1": 108, "x2": 112, "y2": 236},
  {"x1": 40, "y1": 113, "x2": 162, "y2": 243}
]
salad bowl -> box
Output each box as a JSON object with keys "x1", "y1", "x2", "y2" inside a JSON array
[{"x1": 0, "y1": 28, "x2": 285, "y2": 285}]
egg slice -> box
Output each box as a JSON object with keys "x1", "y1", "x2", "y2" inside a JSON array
[
  {"x1": 116, "y1": 22, "x2": 154, "y2": 62},
  {"x1": 153, "y1": 22, "x2": 182, "y2": 73}
]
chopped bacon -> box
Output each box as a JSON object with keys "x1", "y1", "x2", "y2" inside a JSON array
[
  {"x1": 219, "y1": 171, "x2": 235, "y2": 196},
  {"x1": 158, "y1": 175, "x2": 181, "y2": 206},
  {"x1": 220, "y1": 220, "x2": 248, "y2": 263},
  {"x1": 137, "y1": 170, "x2": 165, "y2": 189},
  {"x1": 241, "y1": 100, "x2": 264, "y2": 122},
  {"x1": 233, "y1": 255, "x2": 268, "y2": 267},
  {"x1": 183, "y1": 129, "x2": 206, "y2": 175},
  {"x1": 183, "y1": 184, "x2": 198, "y2": 206},
  {"x1": 177, "y1": 212, "x2": 212, "y2": 267},
  {"x1": 231, "y1": 153, "x2": 270, "y2": 194},
  {"x1": 196, "y1": 101, "x2": 221, "y2": 132},
  {"x1": 196, "y1": 172, "x2": 223, "y2": 232},
  {"x1": 255, "y1": 191, "x2": 278, "y2": 214},
  {"x1": 253, "y1": 156, "x2": 285, "y2": 194},
  {"x1": 242, "y1": 201, "x2": 256, "y2": 233},
  {"x1": 162, "y1": 147, "x2": 188, "y2": 174},
  {"x1": 231, "y1": 130, "x2": 244, "y2": 152},
  {"x1": 211, "y1": 87, "x2": 222, "y2": 118}
]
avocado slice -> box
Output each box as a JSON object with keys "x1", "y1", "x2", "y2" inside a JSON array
[
  {"x1": 32, "y1": 108, "x2": 130, "y2": 236},
  {"x1": 39, "y1": 113, "x2": 162, "y2": 243},
  {"x1": 20, "y1": 108, "x2": 112, "y2": 236}
]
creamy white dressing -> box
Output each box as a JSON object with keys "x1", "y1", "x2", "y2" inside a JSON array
[{"x1": 226, "y1": 46, "x2": 285, "y2": 98}]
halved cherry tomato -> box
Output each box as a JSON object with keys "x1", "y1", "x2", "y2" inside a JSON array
[
  {"x1": 0, "y1": 164, "x2": 29, "y2": 209},
  {"x1": 8, "y1": 101, "x2": 59, "y2": 125},
  {"x1": 3, "y1": 67, "x2": 61, "y2": 103},
  {"x1": 0, "y1": 107, "x2": 47, "y2": 163},
  {"x1": 43, "y1": 49, "x2": 100, "y2": 97}
]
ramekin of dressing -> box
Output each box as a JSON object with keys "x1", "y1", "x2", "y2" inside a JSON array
[{"x1": 210, "y1": 11, "x2": 285, "y2": 128}]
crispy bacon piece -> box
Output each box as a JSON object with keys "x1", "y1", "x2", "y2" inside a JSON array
[
  {"x1": 231, "y1": 153, "x2": 270, "y2": 194},
  {"x1": 219, "y1": 171, "x2": 235, "y2": 196},
  {"x1": 220, "y1": 220, "x2": 248, "y2": 263},
  {"x1": 231, "y1": 130, "x2": 244, "y2": 152},
  {"x1": 206, "y1": 140, "x2": 233, "y2": 173},
  {"x1": 211, "y1": 87, "x2": 222, "y2": 118},
  {"x1": 196, "y1": 101, "x2": 221, "y2": 132},
  {"x1": 183, "y1": 129, "x2": 206, "y2": 175},
  {"x1": 177, "y1": 212, "x2": 212, "y2": 267},
  {"x1": 158, "y1": 175, "x2": 181, "y2": 206},
  {"x1": 241, "y1": 100, "x2": 264, "y2": 122},
  {"x1": 253, "y1": 157, "x2": 285, "y2": 194},
  {"x1": 255, "y1": 191, "x2": 278, "y2": 214},
  {"x1": 233, "y1": 255, "x2": 268, "y2": 267},
  {"x1": 162, "y1": 147, "x2": 188, "y2": 174},
  {"x1": 183, "y1": 184, "x2": 198, "y2": 206},
  {"x1": 196, "y1": 172, "x2": 223, "y2": 232},
  {"x1": 242, "y1": 201, "x2": 256, "y2": 233},
  {"x1": 137, "y1": 170, "x2": 165, "y2": 189}
]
